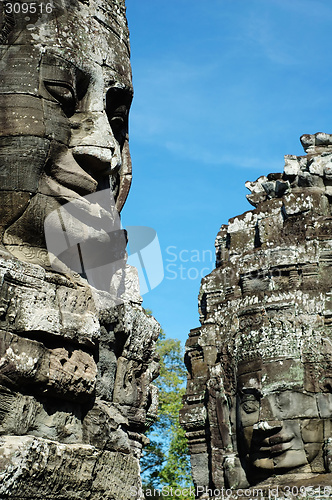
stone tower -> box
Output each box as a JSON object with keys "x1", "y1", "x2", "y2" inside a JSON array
[
  {"x1": 181, "y1": 133, "x2": 332, "y2": 496},
  {"x1": 0, "y1": 1, "x2": 159, "y2": 498}
]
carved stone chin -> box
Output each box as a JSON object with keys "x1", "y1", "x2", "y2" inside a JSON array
[
  {"x1": 181, "y1": 132, "x2": 332, "y2": 492},
  {"x1": 0, "y1": 1, "x2": 159, "y2": 498}
]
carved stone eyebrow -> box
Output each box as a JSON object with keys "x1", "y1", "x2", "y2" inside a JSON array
[
  {"x1": 239, "y1": 387, "x2": 262, "y2": 398},
  {"x1": 106, "y1": 86, "x2": 133, "y2": 109},
  {"x1": 39, "y1": 53, "x2": 76, "y2": 101},
  {"x1": 39, "y1": 53, "x2": 92, "y2": 107},
  {"x1": 106, "y1": 86, "x2": 133, "y2": 145},
  {"x1": 75, "y1": 69, "x2": 90, "y2": 101}
]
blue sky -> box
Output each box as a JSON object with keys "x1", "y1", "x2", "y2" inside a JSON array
[{"x1": 122, "y1": 0, "x2": 332, "y2": 346}]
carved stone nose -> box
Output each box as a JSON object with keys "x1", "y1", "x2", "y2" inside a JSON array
[
  {"x1": 69, "y1": 112, "x2": 117, "y2": 150},
  {"x1": 71, "y1": 145, "x2": 121, "y2": 174},
  {"x1": 253, "y1": 421, "x2": 282, "y2": 431}
]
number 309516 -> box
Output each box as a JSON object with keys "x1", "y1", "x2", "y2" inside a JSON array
[{"x1": 5, "y1": 2, "x2": 53, "y2": 14}]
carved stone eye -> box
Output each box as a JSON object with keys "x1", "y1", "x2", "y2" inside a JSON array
[
  {"x1": 106, "y1": 88, "x2": 132, "y2": 146},
  {"x1": 240, "y1": 392, "x2": 260, "y2": 414},
  {"x1": 110, "y1": 110, "x2": 126, "y2": 136},
  {"x1": 44, "y1": 81, "x2": 76, "y2": 116}
]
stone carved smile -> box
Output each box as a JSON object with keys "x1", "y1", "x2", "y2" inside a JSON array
[
  {"x1": 255, "y1": 435, "x2": 294, "y2": 456},
  {"x1": 0, "y1": 3, "x2": 161, "y2": 497}
]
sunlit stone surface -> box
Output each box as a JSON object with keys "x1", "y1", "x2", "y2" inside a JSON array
[
  {"x1": 0, "y1": 1, "x2": 159, "y2": 498},
  {"x1": 181, "y1": 133, "x2": 332, "y2": 496}
]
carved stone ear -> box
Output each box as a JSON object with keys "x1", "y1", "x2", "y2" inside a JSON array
[
  {"x1": 324, "y1": 438, "x2": 332, "y2": 472},
  {"x1": 223, "y1": 454, "x2": 250, "y2": 489},
  {"x1": 116, "y1": 138, "x2": 132, "y2": 213}
]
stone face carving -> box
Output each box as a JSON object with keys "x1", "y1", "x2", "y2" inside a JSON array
[
  {"x1": 0, "y1": 1, "x2": 160, "y2": 498},
  {"x1": 0, "y1": 0, "x2": 132, "y2": 272},
  {"x1": 181, "y1": 133, "x2": 332, "y2": 493}
]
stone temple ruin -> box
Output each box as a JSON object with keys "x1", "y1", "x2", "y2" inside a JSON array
[
  {"x1": 0, "y1": 1, "x2": 160, "y2": 498},
  {"x1": 181, "y1": 133, "x2": 332, "y2": 494},
  {"x1": 2, "y1": 0, "x2": 332, "y2": 496}
]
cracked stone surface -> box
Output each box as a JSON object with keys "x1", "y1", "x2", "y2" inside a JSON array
[
  {"x1": 0, "y1": 1, "x2": 160, "y2": 498},
  {"x1": 181, "y1": 133, "x2": 332, "y2": 496}
]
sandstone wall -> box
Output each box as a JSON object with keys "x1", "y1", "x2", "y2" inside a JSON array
[
  {"x1": 181, "y1": 133, "x2": 332, "y2": 496},
  {"x1": 0, "y1": 1, "x2": 160, "y2": 498},
  {"x1": 0, "y1": 253, "x2": 160, "y2": 499}
]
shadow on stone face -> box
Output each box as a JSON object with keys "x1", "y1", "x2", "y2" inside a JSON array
[
  {"x1": 181, "y1": 133, "x2": 332, "y2": 494},
  {"x1": 0, "y1": 1, "x2": 160, "y2": 498}
]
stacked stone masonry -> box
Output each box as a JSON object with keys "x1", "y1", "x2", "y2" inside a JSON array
[
  {"x1": 0, "y1": 255, "x2": 159, "y2": 499},
  {"x1": 180, "y1": 133, "x2": 332, "y2": 497},
  {"x1": 0, "y1": 1, "x2": 160, "y2": 498}
]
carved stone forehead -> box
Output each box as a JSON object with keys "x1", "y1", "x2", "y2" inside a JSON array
[
  {"x1": 1, "y1": 0, "x2": 132, "y2": 89},
  {"x1": 234, "y1": 327, "x2": 302, "y2": 363}
]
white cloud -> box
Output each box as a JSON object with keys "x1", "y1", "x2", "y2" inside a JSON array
[
  {"x1": 270, "y1": 0, "x2": 332, "y2": 19},
  {"x1": 164, "y1": 140, "x2": 281, "y2": 171}
]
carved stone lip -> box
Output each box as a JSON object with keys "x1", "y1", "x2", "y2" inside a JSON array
[
  {"x1": 262, "y1": 433, "x2": 293, "y2": 446},
  {"x1": 40, "y1": 169, "x2": 97, "y2": 200},
  {"x1": 255, "y1": 435, "x2": 294, "y2": 456},
  {"x1": 53, "y1": 175, "x2": 98, "y2": 198},
  {"x1": 71, "y1": 146, "x2": 119, "y2": 173},
  {"x1": 45, "y1": 147, "x2": 116, "y2": 199},
  {"x1": 56, "y1": 176, "x2": 96, "y2": 200}
]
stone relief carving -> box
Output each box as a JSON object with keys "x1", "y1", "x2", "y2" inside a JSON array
[
  {"x1": 181, "y1": 133, "x2": 332, "y2": 494},
  {"x1": 0, "y1": 1, "x2": 159, "y2": 498},
  {"x1": 0, "y1": 0, "x2": 132, "y2": 275}
]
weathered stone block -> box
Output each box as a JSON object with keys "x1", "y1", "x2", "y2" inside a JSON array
[
  {"x1": 0, "y1": 436, "x2": 141, "y2": 500},
  {"x1": 182, "y1": 133, "x2": 332, "y2": 491},
  {"x1": 0, "y1": 136, "x2": 50, "y2": 192},
  {"x1": 0, "y1": 1, "x2": 159, "y2": 497}
]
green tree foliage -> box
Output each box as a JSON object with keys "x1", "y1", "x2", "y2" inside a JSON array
[{"x1": 141, "y1": 323, "x2": 194, "y2": 500}]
